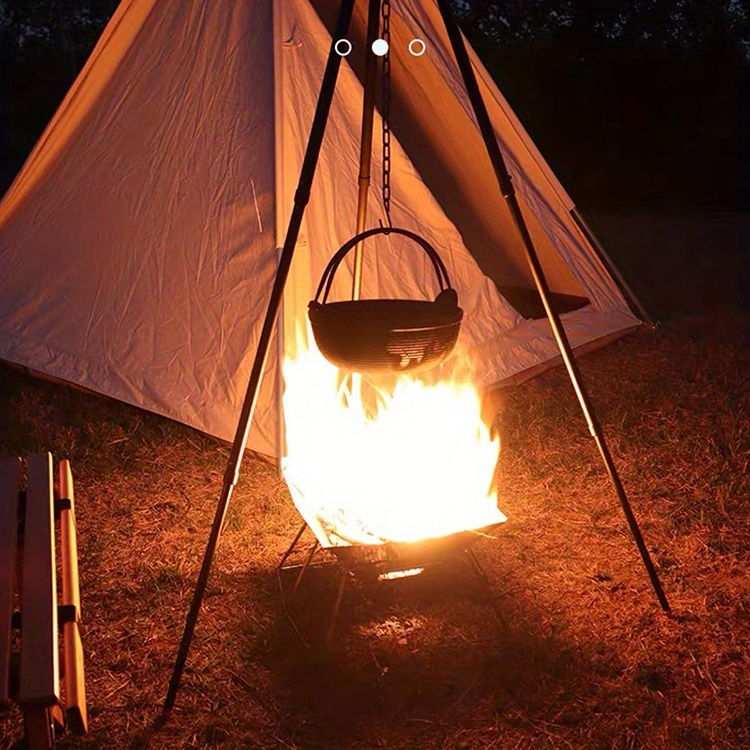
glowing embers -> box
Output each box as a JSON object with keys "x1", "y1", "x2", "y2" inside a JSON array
[
  {"x1": 378, "y1": 568, "x2": 424, "y2": 581},
  {"x1": 281, "y1": 328, "x2": 506, "y2": 550}
]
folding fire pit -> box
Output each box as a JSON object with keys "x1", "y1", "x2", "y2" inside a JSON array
[
  {"x1": 330, "y1": 525, "x2": 502, "y2": 578},
  {"x1": 277, "y1": 491, "x2": 506, "y2": 646}
]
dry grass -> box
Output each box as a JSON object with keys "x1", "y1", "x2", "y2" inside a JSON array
[{"x1": 1, "y1": 311, "x2": 748, "y2": 750}]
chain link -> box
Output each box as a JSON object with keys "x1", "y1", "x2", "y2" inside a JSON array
[{"x1": 381, "y1": 0, "x2": 392, "y2": 229}]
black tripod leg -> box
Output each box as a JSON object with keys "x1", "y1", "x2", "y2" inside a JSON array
[
  {"x1": 435, "y1": 0, "x2": 669, "y2": 612},
  {"x1": 162, "y1": 0, "x2": 358, "y2": 715}
]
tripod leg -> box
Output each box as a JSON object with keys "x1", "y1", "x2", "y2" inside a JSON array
[
  {"x1": 324, "y1": 565, "x2": 348, "y2": 649},
  {"x1": 436, "y1": 0, "x2": 669, "y2": 612},
  {"x1": 465, "y1": 548, "x2": 508, "y2": 627},
  {"x1": 162, "y1": 0, "x2": 358, "y2": 715},
  {"x1": 293, "y1": 540, "x2": 320, "y2": 596}
]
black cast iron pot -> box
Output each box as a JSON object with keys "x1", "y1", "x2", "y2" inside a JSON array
[{"x1": 308, "y1": 227, "x2": 463, "y2": 373}]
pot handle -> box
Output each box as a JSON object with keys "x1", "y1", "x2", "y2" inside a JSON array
[{"x1": 313, "y1": 227, "x2": 454, "y2": 304}]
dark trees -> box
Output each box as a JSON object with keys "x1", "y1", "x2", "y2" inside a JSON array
[
  {"x1": 454, "y1": 0, "x2": 748, "y2": 209},
  {"x1": 0, "y1": 1, "x2": 118, "y2": 189}
]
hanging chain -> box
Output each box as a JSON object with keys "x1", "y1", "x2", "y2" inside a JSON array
[{"x1": 381, "y1": 0, "x2": 392, "y2": 229}]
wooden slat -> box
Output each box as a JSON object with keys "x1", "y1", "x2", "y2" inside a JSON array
[
  {"x1": 59, "y1": 459, "x2": 87, "y2": 733},
  {"x1": 23, "y1": 705, "x2": 55, "y2": 750},
  {"x1": 18, "y1": 454, "x2": 59, "y2": 706},
  {"x1": 0, "y1": 457, "x2": 20, "y2": 707}
]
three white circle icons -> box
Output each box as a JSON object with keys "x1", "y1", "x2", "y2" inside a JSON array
[{"x1": 334, "y1": 38, "x2": 427, "y2": 57}]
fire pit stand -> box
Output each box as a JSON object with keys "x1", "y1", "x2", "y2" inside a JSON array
[{"x1": 277, "y1": 521, "x2": 505, "y2": 648}]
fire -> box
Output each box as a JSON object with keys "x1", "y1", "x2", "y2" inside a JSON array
[{"x1": 281, "y1": 329, "x2": 506, "y2": 547}]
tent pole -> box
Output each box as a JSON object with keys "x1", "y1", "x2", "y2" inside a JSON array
[
  {"x1": 163, "y1": 0, "x2": 357, "y2": 715},
  {"x1": 351, "y1": 0, "x2": 382, "y2": 300},
  {"x1": 435, "y1": 0, "x2": 670, "y2": 613},
  {"x1": 569, "y1": 208, "x2": 655, "y2": 324}
]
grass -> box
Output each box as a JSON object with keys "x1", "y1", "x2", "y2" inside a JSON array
[{"x1": 1, "y1": 311, "x2": 749, "y2": 749}]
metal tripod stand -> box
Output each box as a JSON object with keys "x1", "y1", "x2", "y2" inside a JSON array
[{"x1": 164, "y1": 0, "x2": 669, "y2": 715}]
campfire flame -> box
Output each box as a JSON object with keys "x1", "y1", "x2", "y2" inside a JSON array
[{"x1": 281, "y1": 328, "x2": 506, "y2": 547}]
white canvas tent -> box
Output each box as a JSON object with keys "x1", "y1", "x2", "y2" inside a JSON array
[{"x1": 0, "y1": 0, "x2": 640, "y2": 458}]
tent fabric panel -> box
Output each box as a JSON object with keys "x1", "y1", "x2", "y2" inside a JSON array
[
  {"x1": 0, "y1": 0, "x2": 280, "y2": 455},
  {"x1": 471, "y1": 307, "x2": 640, "y2": 387},
  {"x1": 0, "y1": 327, "x2": 280, "y2": 455},
  {"x1": 377, "y1": 0, "x2": 631, "y2": 311},
  {"x1": 0, "y1": 0, "x2": 159, "y2": 226}
]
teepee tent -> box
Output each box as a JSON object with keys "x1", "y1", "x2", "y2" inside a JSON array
[{"x1": 0, "y1": 0, "x2": 641, "y2": 458}]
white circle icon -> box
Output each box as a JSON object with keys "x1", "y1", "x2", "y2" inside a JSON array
[
  {"x1": 372, "y1": 38, "x2": 389, "y2": 56},
  {"x1": 335, "y1": 39, "x2": 352, "y2": 56},
  {"x1": 409, "y1": 38, "x2": 426, "y2": 56}
]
